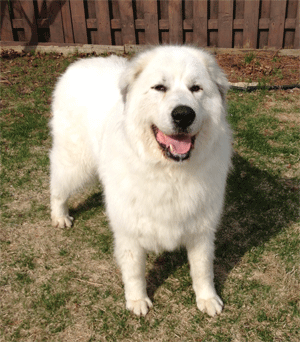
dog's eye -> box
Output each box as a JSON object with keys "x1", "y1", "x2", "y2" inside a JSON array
[
  {"x1": 152, "y1": 84, "x2": 167, "y2": 92},
  {"x1": 190, "y1": 85, "x2": 202, "y2": 93}
]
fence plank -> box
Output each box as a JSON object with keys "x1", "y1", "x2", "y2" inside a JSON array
[
  {"x1": 233, "y1": 0, "x2": 244, "y2": 48},
  {"x1": 268, "y1": 0, "x2": 287, "y2": 49},
  {"x1": 144, "y1": 0, "x2": 159, "y2": 45},
  {"x1": 294, "y1": 1, "x2": 299, "y2": 48},
  {"x1": 169, "y1": 0, "x2": 183, "y2": 44},
  {"x1": 69, "y1": 0, "x2": 87, "y2": 44},
  {"x1": 193, "y1": 0, "x2": 208, "y2": 46},
  {"x1": 218, "y1": 0, "x2": 234, "y2": 48},
  {"x1": 118, "y1": 0, "x2": 136, "y2": 44},
  {"x1": 243, "y1": 0, "x2": 259, "y2": 48},
  {"x1": 60, "y1": 0, "x2": 73, "y2": 43},
  {"x1": 47, "y1": 0, "x2": 64, "y2": 43},
  {"x1": 95, "y1": 0, "x2": 111, "y2": 44},
  {"x1": 284, "y1": 0, "x2": 298, "y2": 48},
  {"x1": 1, "y1": 1, "x2": 14, "y2": 41},
  {"x1": 136, "y1": 0, "x2": 145, "y2": 44}
]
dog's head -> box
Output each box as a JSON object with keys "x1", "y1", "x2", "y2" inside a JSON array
[{"x1": 119, "y1": 46, "x2": 229, "y2": 164}]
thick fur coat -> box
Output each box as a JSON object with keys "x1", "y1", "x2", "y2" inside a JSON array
[{"x1": 50, "y1": 46, "x2": 232, "y2": 316}]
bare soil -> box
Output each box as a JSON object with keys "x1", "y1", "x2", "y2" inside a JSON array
[
  {"x1": 1, "y1": 48, "x2": 299, "y2": 86},
  {"x1": 215, "y1": 52, "x2": 299, "y2": 86}
]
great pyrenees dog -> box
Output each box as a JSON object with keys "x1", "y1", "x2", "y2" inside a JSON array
[{"x1": 50, "y1": 45, "x2": 232, "y2": 317}]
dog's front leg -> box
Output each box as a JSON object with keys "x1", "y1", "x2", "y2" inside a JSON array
[
  {"x1": 114, "y1": 235, "x2": 152, "y2": 316},
  {"x1": 186, "y1": 233, "x2": 223, "y2": 317}
]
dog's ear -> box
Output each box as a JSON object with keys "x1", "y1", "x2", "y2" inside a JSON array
[
  {"x1": 207, "y1": 57, "x2": 229, "y2": 103},
  {"x1": 119, "y1": 49, "x2": 154, "y2": 102},
  {"x1": 198, "y1": 50, "x2": 229, "y2": 102}
]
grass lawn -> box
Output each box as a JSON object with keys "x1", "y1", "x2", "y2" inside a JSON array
[{"x1": 1, "y1": 52, "x2": 299, "y2": 342}]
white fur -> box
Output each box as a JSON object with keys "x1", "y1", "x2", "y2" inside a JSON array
[{"x1": 50, "y1": 46, "x2": 232, "y2": 317}]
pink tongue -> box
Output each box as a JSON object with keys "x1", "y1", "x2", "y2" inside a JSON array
[{"x1": 156, "y1": 129, "x2": 192, "y2": 154}]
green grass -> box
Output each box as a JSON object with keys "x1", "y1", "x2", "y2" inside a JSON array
[{"x1": 1, "y1": 52, "x2": 299, "y2": 341}]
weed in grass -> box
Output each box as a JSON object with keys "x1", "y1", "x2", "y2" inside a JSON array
[{"x1": 244, "y1": 52, "x2": 256, "y2": 65}]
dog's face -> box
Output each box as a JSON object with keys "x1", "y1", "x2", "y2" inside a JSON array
[{"x1": 120, "y1": 46, "x2": 229, "y2": 163}]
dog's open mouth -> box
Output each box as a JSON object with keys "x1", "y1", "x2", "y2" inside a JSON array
[{"x1": 152, "y1": 125, "x2": 195, "y2": 162}]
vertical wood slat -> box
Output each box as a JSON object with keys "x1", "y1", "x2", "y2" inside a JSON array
[
  {"x1": 159, "y1": 0, "x2": 169, "y2": 44},
  {"x1": 268, "y1": 0, "x2": 287, "y2": 48},
  {"x1": 118, "y1": 0, "x2": 136, "y2": 44},
  {"x1": 295, "y1": 1, "x2": 300, "y2": 48},
  {"x1": 61, "y1": 0, "x2": 74, "y2": 43},
  {"x1": 193, "y1": 0, "x2": 208, "y2": 46},
  {"x1": 243, "y1": 0, "x2": 260, "y2": 48},
  {"x1": 284, "y1": 0, "x2": 298, "y2": 48},
  {"x1": 0, "y1": 0, "x2": 14, "y2": 41},
  {"x1": 218, "y1": 0, "x2": 234, "y2": 48},
  {"x1": 209, "y1": 0, "x2": 219, "y2": 47},
  {"x1": 144, "y1": 0, "x2": 159, "y2": 45},
  {"x1": 19, "y1": 0, "x2": 38, "y2": 43},
  {"x1": 47, "y1": 0, "x2": 64, "y2": 43},
  {"x1": 169, "y1": 0, "x2": 183, "y2": 44},
  {"x1": 95, "y1": 0, "x2": 111, "y2": 45},
  {"x1": 234, "y1": 0, "x2": 244, "y2": 48},
  {"x1": 69, "y1": 0, "x2": 87, "y2": 44}
]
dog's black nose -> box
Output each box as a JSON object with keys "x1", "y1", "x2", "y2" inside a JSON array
[{"x1": 171, "y1": 105, "x2": 196, "y2": 130}]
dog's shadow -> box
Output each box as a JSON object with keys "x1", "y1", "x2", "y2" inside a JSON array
[
  {"x1": 69, "y1": 153, "x2": 298, "y2": 301},
  {"x1": 145, "y1": 152, "x2": 299, "y2": 299}
]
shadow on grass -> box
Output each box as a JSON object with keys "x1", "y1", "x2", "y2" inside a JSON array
[
  {"x1": 146, "y1": 152, "x2": 299, "y2": 300},
  {"x1": 69, "y1": 191, "x2": 105, "y2": 220},
  {"x1": 66, "y1": 153, "x2": 298, "y2": 302}
]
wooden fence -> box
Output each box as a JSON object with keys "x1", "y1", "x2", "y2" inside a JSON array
[{"x1": 1, "y1": 0, "x2": 299, "y2": 49}]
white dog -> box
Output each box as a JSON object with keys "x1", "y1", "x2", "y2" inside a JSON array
[{"x1": 50, "y1": 46, "x2": 232, "y2": 317}]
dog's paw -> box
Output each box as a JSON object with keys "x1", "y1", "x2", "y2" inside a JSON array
[
  {"x1": 126, "y1": 297, "x2": 153, "y2": 316},
  {"x1": 52, "y1": 215, "x2": 74, "y2": 228},
  {"x1": 197, "y1": 295, "x2": 223, "y2": 317}
]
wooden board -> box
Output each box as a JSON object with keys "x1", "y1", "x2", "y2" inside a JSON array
[
  {"x1": 294, "y1": 0, "x2": 300, "y2": 48},
  {"x1": 61, "y1": 0, "x2": 74, "y2": 43},
  {"x1": 193, "y1": 0, "x2": 208, "y2": 47},
  {"x1": 218, "y1": 0, "x2": 234, "y2": 48},
  {"x1": 144, "y1": 0, "x2": 159, "y2": 45},
  {"x1": 268, "y1": 0, "x2": 287, "y2": 49},
  {"x1": 47, "y1": 0, "x2": 64, "y2": 43},
  {"x1": 243, "y1": 0, "x2": 260, "y2": 48},
  {"x1": 69, "y1": 0, "x2": 87, "y2": 44},
  {"x1": 169, "y1": 0, "x2": 183, "y2": 44},
  {"x1": 0, "y1": 1, "x2": 14, "y2": 41},
  {"x1": 118, "y1": 0, "x2": 136, "y2": 45},
  {"x1": 95, "y1": 0, "x2": 112, "y2": 45}
]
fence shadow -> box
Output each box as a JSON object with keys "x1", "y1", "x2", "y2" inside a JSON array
[{"x1": 146, "y1": 152, "x2": 299, "y2": 301}]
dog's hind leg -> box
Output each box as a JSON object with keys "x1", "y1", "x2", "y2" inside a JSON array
[{"x1": 50, "y1": 146, "x2": 95, "y2": 228}]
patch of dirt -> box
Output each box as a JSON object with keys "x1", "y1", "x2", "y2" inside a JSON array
[
  {"x1": 1, "y1": 48, "x2": 299, "y2": 86},
  {"x1": 215, "y1": 52, "x2": 299, "y2": 86}
]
